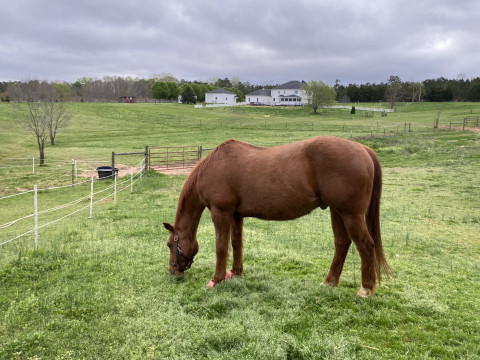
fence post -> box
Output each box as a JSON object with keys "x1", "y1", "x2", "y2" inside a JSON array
[
  {"x1": 463, "y1": 118, "x2": 466, "y2": 131},
  {"x1": 89, "y1": 176, "x2": 93, "y2": 218},
  {"x1": 71, "y1": 159, "x2": 75, "y2": 186},
  {"x1": 112, "y1": 152, "x2": 116, "y2": 180},
  {"x1": 145, "y1": 146, "x2": 149, "y2": 172},
  {"x1": 198, "y1": 146, "x2": 203, "y2": 161},
  {"x1": 34, "y1": 185, "x2": 38, "y2": 250}
]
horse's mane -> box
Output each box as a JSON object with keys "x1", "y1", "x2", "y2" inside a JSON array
[{"x1": 176, "y1": 140, "x2": 237, "y2": 218}]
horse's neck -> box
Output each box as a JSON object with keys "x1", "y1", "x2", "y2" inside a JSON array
[{"x1": 175, "y1": 182, "x2": 205, "y2": 235}]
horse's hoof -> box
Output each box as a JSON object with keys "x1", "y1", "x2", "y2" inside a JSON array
[
  {"x1": 207, "y1": 280, "x2": 216, "y2": 288},
  {"x1": 357, "y1": 287, "x2": 373, "y2": 298},
  {"x1": 225, "y1": 269, "x2": 235, "y2": 279}
]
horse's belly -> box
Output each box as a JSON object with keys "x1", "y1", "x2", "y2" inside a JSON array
[{"x1": 236, "y1": 191, "x2": 325, "y2": 221}]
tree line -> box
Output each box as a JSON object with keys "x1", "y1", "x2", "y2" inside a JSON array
[
  {"x1": 2, "y1": 74, "x2": 480, "y2": 104},
  {"x1": 0, "y1": 74, "x2": 258, "y2": 104},
  {"x1": 335, "y1": 76, "x2": 480, "y2": 103}
]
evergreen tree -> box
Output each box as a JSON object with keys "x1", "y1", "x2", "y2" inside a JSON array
[{"x1": 181, "y1": 84, "x2": 196, "y2": 104}]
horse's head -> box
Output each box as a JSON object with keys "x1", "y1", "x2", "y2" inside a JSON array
[{"x1": 163, "y1": 222, "x2": 198, "y2": 276}]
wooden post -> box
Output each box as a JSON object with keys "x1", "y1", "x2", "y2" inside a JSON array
[
  {"x1": 198, "y1": 146, "x2": 203, "y2": 161},
  {"x1": 145, "y1": 146, "x2": 149, "y2": 172},
  {"x1": 112, "y1": 152, "x2": 115, "y2": 180}
]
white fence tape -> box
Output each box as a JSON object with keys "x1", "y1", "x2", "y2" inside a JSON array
[{"x1": 0, "y1": 158, "x2": 146, "y2": 248}]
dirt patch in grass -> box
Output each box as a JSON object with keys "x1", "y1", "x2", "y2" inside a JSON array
[{"x1": 151, "y1": 166, "x2": 192, "y2": 176}]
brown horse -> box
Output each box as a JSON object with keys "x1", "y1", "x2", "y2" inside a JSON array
[{"x1": 163, "y1": 136, "x2": 390, "y2": 297}]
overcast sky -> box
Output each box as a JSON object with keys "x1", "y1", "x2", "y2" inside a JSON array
[{"x1": 1, "y1": 0, "x2": 479, "y2": 86}]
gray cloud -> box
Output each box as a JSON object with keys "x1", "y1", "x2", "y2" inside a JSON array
[{"x1": 1, "y1": 0, "x2": 479, "y2": 85}]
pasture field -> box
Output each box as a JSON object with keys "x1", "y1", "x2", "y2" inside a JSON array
[{"x1": 0, "y1": 102, "x2": 479, "y2": 359}]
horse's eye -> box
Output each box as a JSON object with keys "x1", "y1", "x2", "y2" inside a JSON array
[{"x1": 167, "y1": 243, "x2": 173, "y2": 249}]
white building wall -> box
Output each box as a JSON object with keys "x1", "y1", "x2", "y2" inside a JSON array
[
  {"x1": 206, "y1": 92, "x2": 237, "y2": 104},
  {"x1": 247, "y1": 95, "x2": 272, "y2": 105}
]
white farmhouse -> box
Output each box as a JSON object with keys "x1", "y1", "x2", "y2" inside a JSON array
[
  {"x1": 246, "y1": 80, "x2": 308, "y2": 106},
  {"x1": 245, "y1": 88, "x2": 273, "y2": 106},
  {"x1": 205, "y1": 88, "x2": 237, "y2": 104}
]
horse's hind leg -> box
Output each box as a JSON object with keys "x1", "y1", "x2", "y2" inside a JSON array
[
  {"x1": 342, "y1": 213, "x2": 376, "y2": 297},
  {"x1": 324, "y1": 209, "x2": 351, "y2": 286},
  {"x1": 228, "y1": 215, "x2": 244, "y2": 278}
]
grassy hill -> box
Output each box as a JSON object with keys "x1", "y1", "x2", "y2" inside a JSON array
[{"x1": 1, "y1": 102, "x2": 479, "y2": 359}]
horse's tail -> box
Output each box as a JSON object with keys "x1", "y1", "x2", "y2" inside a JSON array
[{"x1": 365, "y1": 147, "x2": 391, "y2": 284}]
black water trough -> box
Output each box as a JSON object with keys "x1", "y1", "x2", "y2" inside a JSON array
[{"x1": 96, "y1": 166, "x2": 119, "y2": 179}]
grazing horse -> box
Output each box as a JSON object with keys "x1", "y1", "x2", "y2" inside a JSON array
[{"x1": 163, "y1": 136, "x2": 390, "y2": 297}]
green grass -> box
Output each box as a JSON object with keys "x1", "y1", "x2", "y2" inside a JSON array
[{"x1": 1, "y1": 102, "x2": 479, "y2": 359}]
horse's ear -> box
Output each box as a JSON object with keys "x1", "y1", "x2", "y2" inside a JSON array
[{"x1": 163, "y1": 222, "x2": 174, "y2": 232}]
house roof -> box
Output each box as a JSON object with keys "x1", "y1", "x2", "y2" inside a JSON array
[
  {"x1": 273, "y1": 80, "x2": 304, "y2": 90},
  {"x1": 246, "y1": 89, "x2": 271, "y2": 96},
  {"x1": 206, "y1": 88, "x2": 236, "y2": 95},
  {"x1": 278, "y1": 94, "x2": 301, "y2": 98}
]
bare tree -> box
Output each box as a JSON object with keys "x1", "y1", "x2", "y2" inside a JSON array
[
  {"x1": 386, "y1": 75, "x2": 402, "y2": 109},
  {"x1": 13, "y1": 80, "x2": 73, "y2": 163},
  {"x1": 434, "y1": 111, "x2": 441, "y2": 128},
  {"x1": 43, "y1": 101, "x2": 72, "y2": 145},
  {"x1": 410, "y1": 82, "x2": 423, "y2": 103},
  {"x1": 14, "y1": 102, "x2": 49, "y2": 165}
]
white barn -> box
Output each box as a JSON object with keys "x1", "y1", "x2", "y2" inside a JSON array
[
  {"x1": 246, "y1": 80, "x2": 308, "y2": 106},
  {"x1": 205, "y1": 88, "x2": 237, "y2": 104}
]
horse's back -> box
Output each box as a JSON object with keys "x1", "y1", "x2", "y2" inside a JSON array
[{"x1": 197, "y1": 137, "x2": 375, "y2": 219}]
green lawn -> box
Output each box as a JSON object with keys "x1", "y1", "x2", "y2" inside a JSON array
[{"x1": 0, "y1": 102, "x2": 479, "y2": 359}]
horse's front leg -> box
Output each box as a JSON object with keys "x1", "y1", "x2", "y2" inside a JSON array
[
  {"x1": 227, "y1": 215, "x2": 244, "y2": 279},
  {"x1": 208, "y1": 208, "x2": 232, "y2": 287}
]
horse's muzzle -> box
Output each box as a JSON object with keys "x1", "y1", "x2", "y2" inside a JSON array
[{"x1": 169, "y1": 265, "x2": 185, "y2": 276}]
